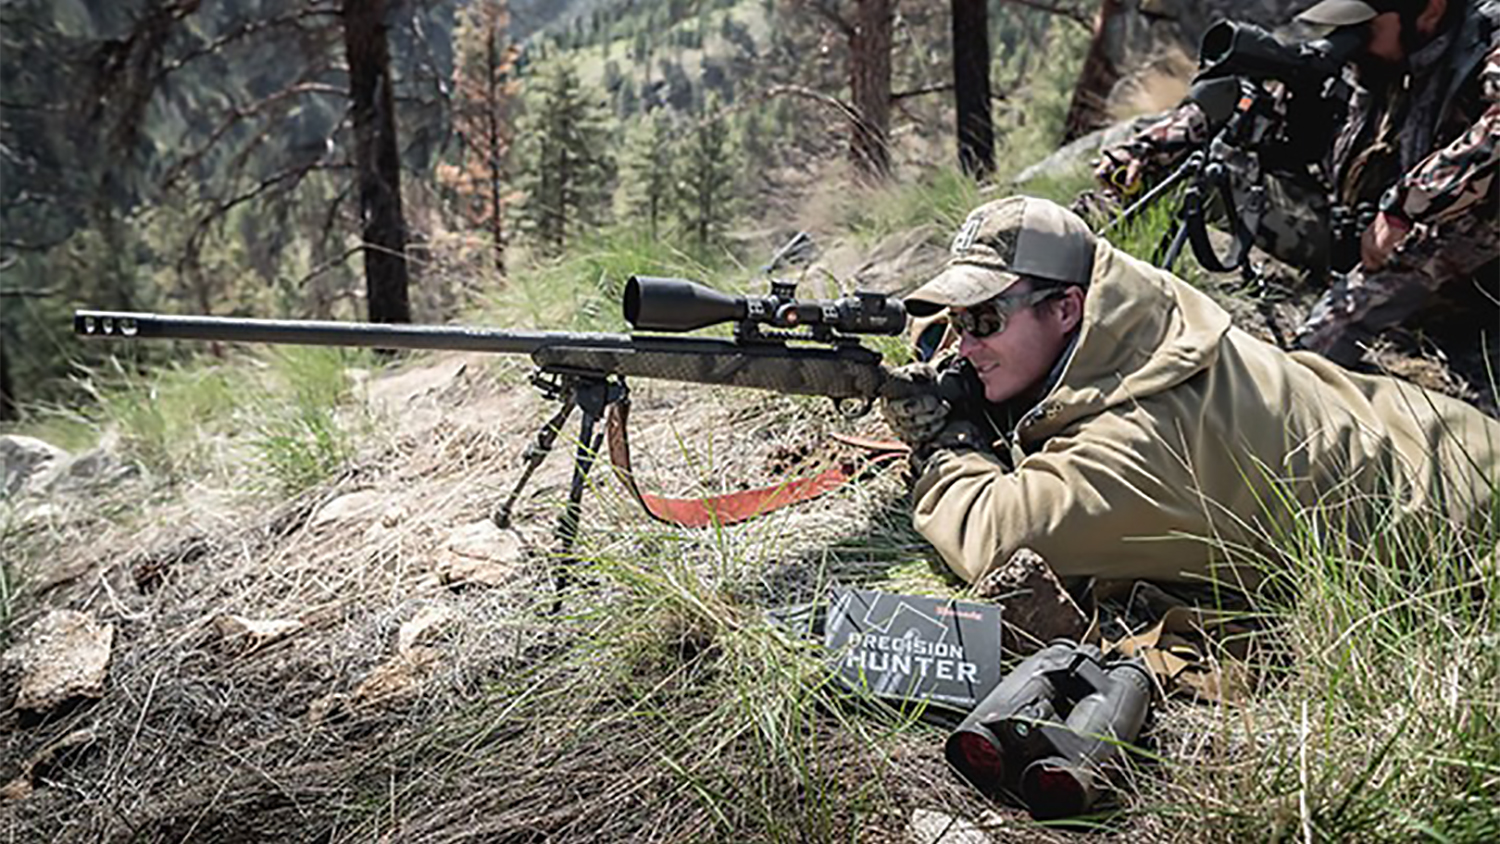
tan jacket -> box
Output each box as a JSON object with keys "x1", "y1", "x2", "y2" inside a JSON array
[{"x1": 913, "y1": 240, "x2": 1500, "y2": 585}]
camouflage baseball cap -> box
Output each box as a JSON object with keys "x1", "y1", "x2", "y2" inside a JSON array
[{"x1": 905, "y1": 196, "x2": 1096, "y2": 318}]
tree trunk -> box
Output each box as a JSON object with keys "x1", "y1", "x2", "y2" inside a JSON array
[
  {"x1": 484, "y1": 26, "x2": 507, "y2": 274},
  {"x1": 1061, "y1": 0, "x2": 1122, "y2": 143},
  {"x1": 848, "y1": 0, "x2": 893, "y2": 178},
  {"x1": 952, "y1": 0, "x2": 994, "y2": 179},
  {"x1": 342, "y1": 0, "x2": 411, "y2": 324}
]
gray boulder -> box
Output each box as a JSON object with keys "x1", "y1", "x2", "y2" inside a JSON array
[{"x1": 0, "y1": 435, "x2": 67, "y2": 498}]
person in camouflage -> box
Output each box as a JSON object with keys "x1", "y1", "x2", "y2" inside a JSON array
[{"x1": 1096, "y1": 0, "x2": 1500, "y2": 403}]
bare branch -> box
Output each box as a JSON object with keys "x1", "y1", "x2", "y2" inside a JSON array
[
  {"x1": 801, "y1": 0, "x2": 855, "y2": 37},
  {"x1": 182, "y1": 161, "x2": 351, "y2": 271},
  {"x1": 892, "y1": 83, "x2": 952, "y2": 101},
  {"x1": 152, "y1": 5, "x2": 342, "y2": 84},
  {"x1": 162, "y1": 81, "x2": 346, "y2": 188}
]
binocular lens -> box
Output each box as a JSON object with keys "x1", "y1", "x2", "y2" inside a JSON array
[
  {"x1": 945, "y1": 729, "x2": 1006, "y2": 796},
  {"x1": 1020, "y1": 759, "x2": 1092, "y2": 820}
]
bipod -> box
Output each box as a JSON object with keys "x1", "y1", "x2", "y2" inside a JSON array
[{"x1": 492, "y1": 370, "x2": 630, "y2": 611}]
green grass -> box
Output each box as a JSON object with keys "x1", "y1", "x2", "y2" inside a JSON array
[
  {"x1": 478, "y1": 227, "x2": 727, "y2": 332},
  {"x1": 29, "y1": 344, "x2": 371, "y2": 492},
  {"x1": 0, "y1": 510, "x2": 20, "y2": 644},
  {"x1": 1141, "y1": 468, "x2": 1500, "y2": 841},
  {"x1": 76, "y1": 355, "x2": 245, "y2": 482},
  {"x1": 342, "y1": 517, "x2": 976, "y2": 842},
  {"x1": 842, "y1": 166, "x2": 981, "y2": 249},
  {"x1": 250, "y1": 346, "x2": 370, "y2": 493},
  {"x1": 1014, "y1": 163, "x2": 1097, "y2": 208}
]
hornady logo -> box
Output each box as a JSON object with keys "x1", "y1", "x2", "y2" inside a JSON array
[
  {"x1": 936, "y1": 606, "x2": 982, "y2": 621},
  {"x1": 950, "y1": 215, "x2": 982, "y2": 254}
]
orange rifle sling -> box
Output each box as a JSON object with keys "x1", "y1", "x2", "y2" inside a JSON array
[{"x1": 604, "y1": 399, "x2": 908, "y2": 528}]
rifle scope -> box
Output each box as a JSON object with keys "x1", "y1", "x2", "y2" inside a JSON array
[{"x1": 624, "y1": 276, "x2": 907, "y2": 336}]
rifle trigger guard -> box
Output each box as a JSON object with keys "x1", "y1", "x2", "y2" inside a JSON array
[{"x1": 833, "y1": 396, "x2": 872, "y2": 418}]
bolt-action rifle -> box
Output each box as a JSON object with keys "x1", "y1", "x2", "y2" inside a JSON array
[{"x1": 74, "y1": 264, "x2": 910, "y2": 600}]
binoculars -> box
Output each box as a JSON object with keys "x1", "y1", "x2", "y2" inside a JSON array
[{"x1": 945, "y1": 641, "x2": 1153, "y2": 820}]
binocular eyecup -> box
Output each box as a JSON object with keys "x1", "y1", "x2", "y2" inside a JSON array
[
  {"x1": 945, "y1": 640, "x2": 1153, "y2": 820},
  {"x1": 624, "y1": 276, "x2": 907, "y2": 336}
]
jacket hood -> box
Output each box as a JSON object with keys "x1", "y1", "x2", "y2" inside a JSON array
[{"x1": 1023, "y1": 240, "x2": 1232, "y2": 440}]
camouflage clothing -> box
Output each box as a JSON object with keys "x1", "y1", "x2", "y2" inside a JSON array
[
  {"x1": 1297, "y1": 37, "x2": 1500, "y2": 369},
  {"x1": 1103, "y1": 1, "x2": 1500, "y2": 393},
  {"x1": 1296, "y1": 210, "x2": 1499, "y2": 367}
]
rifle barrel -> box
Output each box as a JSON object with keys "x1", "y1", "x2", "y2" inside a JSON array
[{"x1": 74, "y1": 310, "x2": 633, "y2": 354}]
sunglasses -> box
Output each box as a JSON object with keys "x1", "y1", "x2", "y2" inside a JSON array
[{"x1": 949, "y1": 288, "x2": 1066, "y2": 339}]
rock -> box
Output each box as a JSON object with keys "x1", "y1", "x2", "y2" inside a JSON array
[
  {"x1": 1012, "y1": 115, "x2": 1162, "y2": 187},
  {"x1": 0, "y1": 435, "x2": 67, "y2": 498},
  {"x1": 6, "y1": 610, "x2": 114, "y2": 713},
  {"x1": 213, "y1": 615, "x2": 304, "y2": 654},
  {"x1": 436, "y1": 520, "x2": 526, "y2": 588},
  {"x1": 45, "y1": 446, "x2": 137, "y2": 494},
  {"x1": 975, "y1": 548, "x2": 1088, "y2": 655},
  {"x1": 350, "y1": 647, "x2": 443, "y2": 708},
  {"x1": 908, "y1": 809, "x2": 995, "y2": 844},
  {"x1": 397, "y1": 605, "x2": 455, "y2": 656},
  {"x1": 310, "y1": 490, "x2": 386, "y2": 527}
]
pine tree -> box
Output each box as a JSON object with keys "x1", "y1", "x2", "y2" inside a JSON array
[
  {"x1": 626, "y1": 112, "x2": 675, "y2": 240},
  {"x1": 517, "y1": 62, "x2": 615, "y2": 254},
  {"x1": 441, "y1": 0, "x2": 520, "y2": 272},
  {"x1": 675, "y1": 100, "x2": 735, "y2": 253}
]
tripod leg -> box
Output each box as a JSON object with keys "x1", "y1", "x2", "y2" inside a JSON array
[{"x1": 1160, "y1": 220, "x2": 1192, "y2": 271}]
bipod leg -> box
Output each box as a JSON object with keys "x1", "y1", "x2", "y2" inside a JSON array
[
  {"x1": 493, "y1": 388, "x2": 578, "y2": 529},
  {"x1": 549, "y1": 376, "x2": 628, "y2": 612}
]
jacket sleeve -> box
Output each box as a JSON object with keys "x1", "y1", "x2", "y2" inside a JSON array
[
  {"x1": 1120, "y1": 102, "x2": 1210, "y2": 172},
  {"x1": 909, "y1": 416, "x2": 1223, "y2": 584},
  {"x1": 1382, "y1": 44, "x2": 1500, "y2": 226}
]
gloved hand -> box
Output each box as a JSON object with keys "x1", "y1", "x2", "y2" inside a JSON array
[
  {"x1": 880, "y1": 362, "x2": 949, "y2": 446},
  {"x1": 928, "y1": 418, "x2": 986, "y2": 454},
  {"x1": 1093, "y1": 144, "x2": 1146, "y2": 200}
]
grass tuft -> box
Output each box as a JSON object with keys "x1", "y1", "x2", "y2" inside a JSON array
[{"x1": 1148, "y1": 473, "x2": 1500, "y2": 841}]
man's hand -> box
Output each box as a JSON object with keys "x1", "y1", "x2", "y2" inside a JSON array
[
  {"x1": 927, "y1": 419, "x2": 986, "y2": 454},
  {"x1": 1360, "y1": 211, "x2": 1411, "y2": 270},
  {"x1": 880, "y1": 362, "x2": 949, "y2": 446}
]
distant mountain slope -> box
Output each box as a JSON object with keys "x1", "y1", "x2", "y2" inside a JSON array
[{"x1": 513, "y1": 0, "x2": 613, "y2": 41}]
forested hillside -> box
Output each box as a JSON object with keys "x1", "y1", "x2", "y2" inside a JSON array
[
  {"x1": 4, "y1": 2, "x2": 1497, "y2": 842},
  {"x1": 1, "y1": 0, "x2": 1096, "y2": 418}
]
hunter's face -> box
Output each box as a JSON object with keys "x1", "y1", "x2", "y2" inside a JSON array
[{"x1": 954, "y1": 280, "x2": 1082, "y2": 405}]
